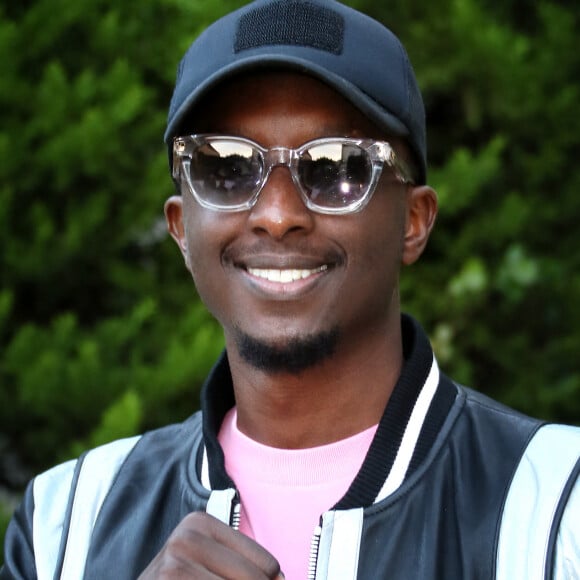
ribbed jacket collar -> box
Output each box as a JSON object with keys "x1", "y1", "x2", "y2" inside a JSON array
[{"x1": 200, "y1": 314, "x2": 457, "y2": 505}]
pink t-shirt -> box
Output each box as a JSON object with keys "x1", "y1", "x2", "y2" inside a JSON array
[{"x1": 218, "y1": 408, "x2": 378, "y2": 580}]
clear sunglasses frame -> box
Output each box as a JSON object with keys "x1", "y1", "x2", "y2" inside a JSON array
[{"x1": 172, "y1": 134, "x2": 415, "y2": 215}]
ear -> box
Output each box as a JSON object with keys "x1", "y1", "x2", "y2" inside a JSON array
[
  {"x1": 164, "y1": 195, "x2": 191, "y2": 270},
  {"x1": 402, "y1": 185, "x2": 438, "y2": 266}
]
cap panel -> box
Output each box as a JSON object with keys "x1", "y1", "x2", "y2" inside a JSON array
[{"x1": 234, "y1": 0, "x2": 345, "y2": 54}]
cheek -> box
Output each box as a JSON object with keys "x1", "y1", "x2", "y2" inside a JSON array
[
  {"x1": 181, "y1": 204, "x2": 240, "y2": 313},
  {"x1": 345, "y1": 199, "x2": 407, "y2": 299},
  {"x1": 185, "y1": 231, "x2": 225, "y2": 320},
  {"x1": 181, "y1": 206, "x2": 219, "y2": 284},
  {"x1": 361, "y1": 200, "x2": 406, "y2": 265}
]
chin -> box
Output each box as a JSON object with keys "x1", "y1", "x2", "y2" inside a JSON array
[{"x1": 234, "y1": 327, "x2": 339, "y2": 375}]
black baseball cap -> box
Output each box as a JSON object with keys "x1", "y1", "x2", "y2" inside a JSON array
[{"x1": 165, "y1": 0, "x2": 427, "y2": 183}]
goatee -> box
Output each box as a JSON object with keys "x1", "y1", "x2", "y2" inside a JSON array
[{"x1": 235, "y1": 328, "x2": 339, "y2": 374}]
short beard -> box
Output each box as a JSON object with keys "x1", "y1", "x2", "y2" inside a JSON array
[{"x1": 235, "y1": 328, "x2": 339, "y2": 375}]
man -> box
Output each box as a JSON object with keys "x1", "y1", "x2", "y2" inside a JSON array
[{"x1": 2, "y1": 1, "x2": 579, "y2": 578}]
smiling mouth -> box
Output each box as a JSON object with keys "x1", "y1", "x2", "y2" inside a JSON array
[{"x1": 246, "y1": 265, "x2": 329, "y2": 283}]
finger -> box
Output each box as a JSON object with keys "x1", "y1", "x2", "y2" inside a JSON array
[
  {"x1": 169, "y1": 512, "x2": 281, "y2": 579},
  {"x1": 139, "y1": 535, "x2": 270, "y2": 580},
  {"x1": 192, "y1": 513, "x2": 280, "y2": 576}
]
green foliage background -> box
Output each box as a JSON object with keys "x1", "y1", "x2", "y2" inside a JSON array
[{"x1": 1, "y1": 0, "x2": 579, "y2": 554}]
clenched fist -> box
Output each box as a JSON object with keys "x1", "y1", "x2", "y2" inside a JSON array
[{"x1": 138, "y1": 512, "x2": 284, "y2": 579}]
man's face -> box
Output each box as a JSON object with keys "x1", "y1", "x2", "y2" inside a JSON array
[{"x1": 166, "y1": 71, "x2": 431, "y2": 373}]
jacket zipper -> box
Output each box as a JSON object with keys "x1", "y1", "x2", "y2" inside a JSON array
[
  {"x1": 227, "y1": 493, "x2": 323, "y2": 579},
  {"x1": 230, "y1": 494, "x2": 241, "y2": 531},
  {"x1": 307, "y1": 522, "x2": 322, "y2": 580}
]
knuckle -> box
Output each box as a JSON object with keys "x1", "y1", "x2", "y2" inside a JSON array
[
  {"x1": 182, "y1": 511, "x2": 215, "y2": 530},
  {"x1": 259, "y1": 553, "x2": 281, "y2": 578}
]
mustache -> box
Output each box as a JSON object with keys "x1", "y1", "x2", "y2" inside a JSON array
[
  {"x1": 222, "y1": 242, "x2": 346, "y2": 267},
  {"x1": 222, "y1": 241, "x2": 345, "y2": 266}
]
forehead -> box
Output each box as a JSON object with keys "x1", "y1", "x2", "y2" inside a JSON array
[{"x1": 182, "y1": 70, "x2": 397, "y2": 143}]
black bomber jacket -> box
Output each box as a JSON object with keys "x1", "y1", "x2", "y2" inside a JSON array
[{"x1": 2, "y1": 315, "x2": 579, "y2": 579}]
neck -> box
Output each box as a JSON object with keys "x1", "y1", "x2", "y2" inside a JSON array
[{"x1": 225, "y1": 321, "x2": 403, "y2": 449}]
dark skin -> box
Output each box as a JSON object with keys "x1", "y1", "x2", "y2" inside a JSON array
[
  {"x1": 139, "y1": 512, "x2": 282, "y2": 579},
  {"x1": 139, "y1": 71, "x2": 437, "y2": 578}
]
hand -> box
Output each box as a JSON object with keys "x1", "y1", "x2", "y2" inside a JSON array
[{"x1": 138, "y1": 512, "x2": 284, "y2": 579}]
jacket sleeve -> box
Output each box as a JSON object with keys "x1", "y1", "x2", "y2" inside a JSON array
[
  {"x1": 1, "y1": 459, "x2": 77, "y2": 580},
  {"x1": 553, "y1": 469, "x2": 580, "y2": 579},
  {"x1": 496, "y1": 424, "x2": 580, "y2": 579},
  {"x1": 1, "y1": 481, "x2": 37, "y2": 580}
]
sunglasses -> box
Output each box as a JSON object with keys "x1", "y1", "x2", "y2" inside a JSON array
[{"x1": 172, "y1": 135, "x2": 415, "y2": 215}]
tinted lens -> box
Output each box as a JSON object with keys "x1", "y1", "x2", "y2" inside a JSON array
[
  {"x1": 189, "y1": 140, "x2": 263, "y2": 207},
  {"x1": 298, "y1": 142, "x2": 372, "y2": 209}
]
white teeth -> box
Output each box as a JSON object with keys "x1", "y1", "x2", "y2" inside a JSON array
[{"x1": 247, "y1": 265, "x2": 328, "y2": 283}]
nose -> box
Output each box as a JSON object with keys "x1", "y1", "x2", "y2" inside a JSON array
[{"x1": 247, "y1": 166, "x2": 315, "y2": 239}]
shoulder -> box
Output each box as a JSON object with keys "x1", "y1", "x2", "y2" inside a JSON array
[
  {"x1": 461, "y1": 384, "x2": 541, "y2": 426},
  {"x1": 6, "y1": 412, "x2": 205, "y2": 579},
  {"x1": 35, "y1": 412, "x2": 206, "y2": 534},
  {"x1": 452, "y1": 386, "x2": 580, "y2": 576},
  {"x1": 33, "y1": 433, "x2": 145, "y2": 514},
  {"x1": 33, "y1": 412, "x2": 204, "y2": 505},
  {"x1": 30, "y1": 435, "x2": 143, "y2": 579},
  {"x1": 458, "y1": 386, "x2": 580, "y2": 475},
  {"x1": 453, "y1": 384, "x2": 545, "y2": 449},
  {"x1": 441, "y1": 383, "x2": 543, "y2": 465}
]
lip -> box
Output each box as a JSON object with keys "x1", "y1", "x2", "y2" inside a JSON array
[{"x1": 222, "y1": 241, "x2": 345, "y2": 298}]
